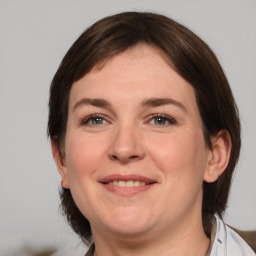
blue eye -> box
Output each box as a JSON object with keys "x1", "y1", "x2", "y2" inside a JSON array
[
  {"x1": 149, "y1": 115, "x2": 176, "y2": 126},
  {"x1": 154, "y1": 117, "x2": 168, "y2": 125},
  {"x1": 90, "y1": 117, "x2": 104, "y2": 125},
  {"x1": 82, "y1": 115, "x2": 108, "y2": 126}
]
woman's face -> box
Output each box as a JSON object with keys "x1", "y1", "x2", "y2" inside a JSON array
[{"x1": 58, "y1": 45, "x2": 213, "y2": 240}]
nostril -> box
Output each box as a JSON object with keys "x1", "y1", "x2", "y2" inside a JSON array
[
  {"x1": 109, "y1": 154, "x2": 140, "y2": 162},
  {"x1": 110, "y1": 155, "x2": 119, "y2": 160},
  {"x1": 129, "y1": 155, "x2": 138, "y2": 160}
]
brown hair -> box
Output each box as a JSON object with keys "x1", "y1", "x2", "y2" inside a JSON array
[{"x1": 48, "y1": 11, "x2": 240, "y2": 242}]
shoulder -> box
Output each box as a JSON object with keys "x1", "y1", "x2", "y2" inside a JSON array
[
  {"x1": 210, "y1": 215, "x2": 255, "y2": 256},
  {"x1": 226, "y1": 225, "x2": 255, "y2": 255}
]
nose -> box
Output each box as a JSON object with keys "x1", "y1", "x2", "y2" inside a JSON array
[{"x1": 108, "y1": 124, "x2": 145, "y2": 163}]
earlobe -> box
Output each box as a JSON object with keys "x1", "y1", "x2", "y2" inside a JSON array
[
  {"x1": 51, "y1": 140, "x2": 70, "y2": 189},
  {"x1": 203, "y1": 130, "x2": 232, "y2": 183}
]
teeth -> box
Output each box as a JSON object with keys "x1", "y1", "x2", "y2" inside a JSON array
[
  {"x1": 119, "y1": 181, "x2": 126, "y2": 187},
  {"x1": 108, "y1": 180, "x2": 148, "y2": 187},
  {"x1": 126, "y1": 180, "x2": 134, "y2": 187}
]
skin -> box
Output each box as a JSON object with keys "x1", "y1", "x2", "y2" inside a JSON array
[{"x1": 52, "y1": 44, "x2": 231, "y2": 256}]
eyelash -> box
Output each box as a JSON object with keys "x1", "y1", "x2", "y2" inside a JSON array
[
  {"x1": 81, "y1": 113, "x2": 177, "y2": 127},
  {"x1": 81, "y1": 114, "x2": 108, "y2": 126},
  {"x1": 147, "y1": 114, "x2": 177, "y2": 126}
]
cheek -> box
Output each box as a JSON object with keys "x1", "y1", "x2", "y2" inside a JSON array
[
  {"x1": 147, "y1": 129, "x2": 208, "y2": 181},
  {"x1": 147, "y1": 130, "x2": 209, "y2": 213},
  {"x1": 64, "y1": 132, "x2": 109, "y2": 182}
]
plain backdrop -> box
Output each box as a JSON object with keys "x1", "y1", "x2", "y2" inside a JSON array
[{"x1": 0, "y1": 0, "x2": 255, "y2": 255}]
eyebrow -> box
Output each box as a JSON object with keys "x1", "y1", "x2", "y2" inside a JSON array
[
  {"x1": 73, "y1": 98, "x2": 111, "y2": 111},
  {"x1": 73, "y1": 97, "x2": 187, "y2": 112},
  {"x1": 141, "y1": 98, "x2": 187, "y2": 112}
]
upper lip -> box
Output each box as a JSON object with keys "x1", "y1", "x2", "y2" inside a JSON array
[{"x1": 99, "y1": 174, "x2": 157, "y2": 184}]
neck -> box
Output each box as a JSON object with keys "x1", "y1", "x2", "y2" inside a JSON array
[{"x1": 91, "y1": 214, "x2": 210, "y2": 256}]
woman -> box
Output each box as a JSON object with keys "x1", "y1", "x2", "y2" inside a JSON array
[{"x1": 48, "y1": 12, "x2": 255, "y2": 255}]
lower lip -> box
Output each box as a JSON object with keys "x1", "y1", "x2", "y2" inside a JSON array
[{"x1": 101, "y1": 183, "x2": 155, "y2": 196}]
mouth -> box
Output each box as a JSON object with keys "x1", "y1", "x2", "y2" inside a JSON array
[
  {"x1": 99, "y1": 174, "x2": 157, "y2": 196},
  {"x1": 104, "y1": 180, "x2": 154, "y2": 187}
]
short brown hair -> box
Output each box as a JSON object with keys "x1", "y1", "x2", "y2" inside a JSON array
[{"x1": 48, "y1": 11, "x2": 240, "y2": 242}]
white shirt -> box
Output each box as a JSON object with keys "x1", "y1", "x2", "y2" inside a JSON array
[{"x1": 208, "y1": 215, "x2": 255, "y2": 256}]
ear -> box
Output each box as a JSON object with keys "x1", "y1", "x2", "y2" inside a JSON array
[
  {"x1": 203, "y1": 130, "x2": 232, "y2": 183},
  {"x1": 51, "y1": 140, "x2": 70, "y2": 189}
]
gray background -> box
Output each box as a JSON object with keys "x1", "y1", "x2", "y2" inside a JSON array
[{"x1": 0, "y1": 0, "x2": 255, "y2": 255}]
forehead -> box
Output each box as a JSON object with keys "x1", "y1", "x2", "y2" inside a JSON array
[
  {"x1": 70, "y1": 44, "x2": 197, "y2": 116},
  {"x1": 71, "y1": 44, "x2": 195, "y2": 99},
  {"x1": 88, "y1": 45, "x2": 167, "y2": 83}
]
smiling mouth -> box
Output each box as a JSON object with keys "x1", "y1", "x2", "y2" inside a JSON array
[
  {"x1": 99, "y1": 175, "x2": 157, "y2": 195},
  {"x1": 105, "y1": 180, "x2": 154, "y2": 187}
]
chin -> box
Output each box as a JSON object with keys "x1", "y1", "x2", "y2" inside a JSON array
[
  {"x1": 107, "y1": 223, "x2": 154, "y2": 240},
  {"x1": 99, "y1": 211, "x2": 156, "y2": 238}
]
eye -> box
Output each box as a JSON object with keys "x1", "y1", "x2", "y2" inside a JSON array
[
  {"x1": 148, "y1": 114, "x2": 177, "y2": 126},
  {"x1": 82, "y1": 114, "x2": 109, "y2": 126}
]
